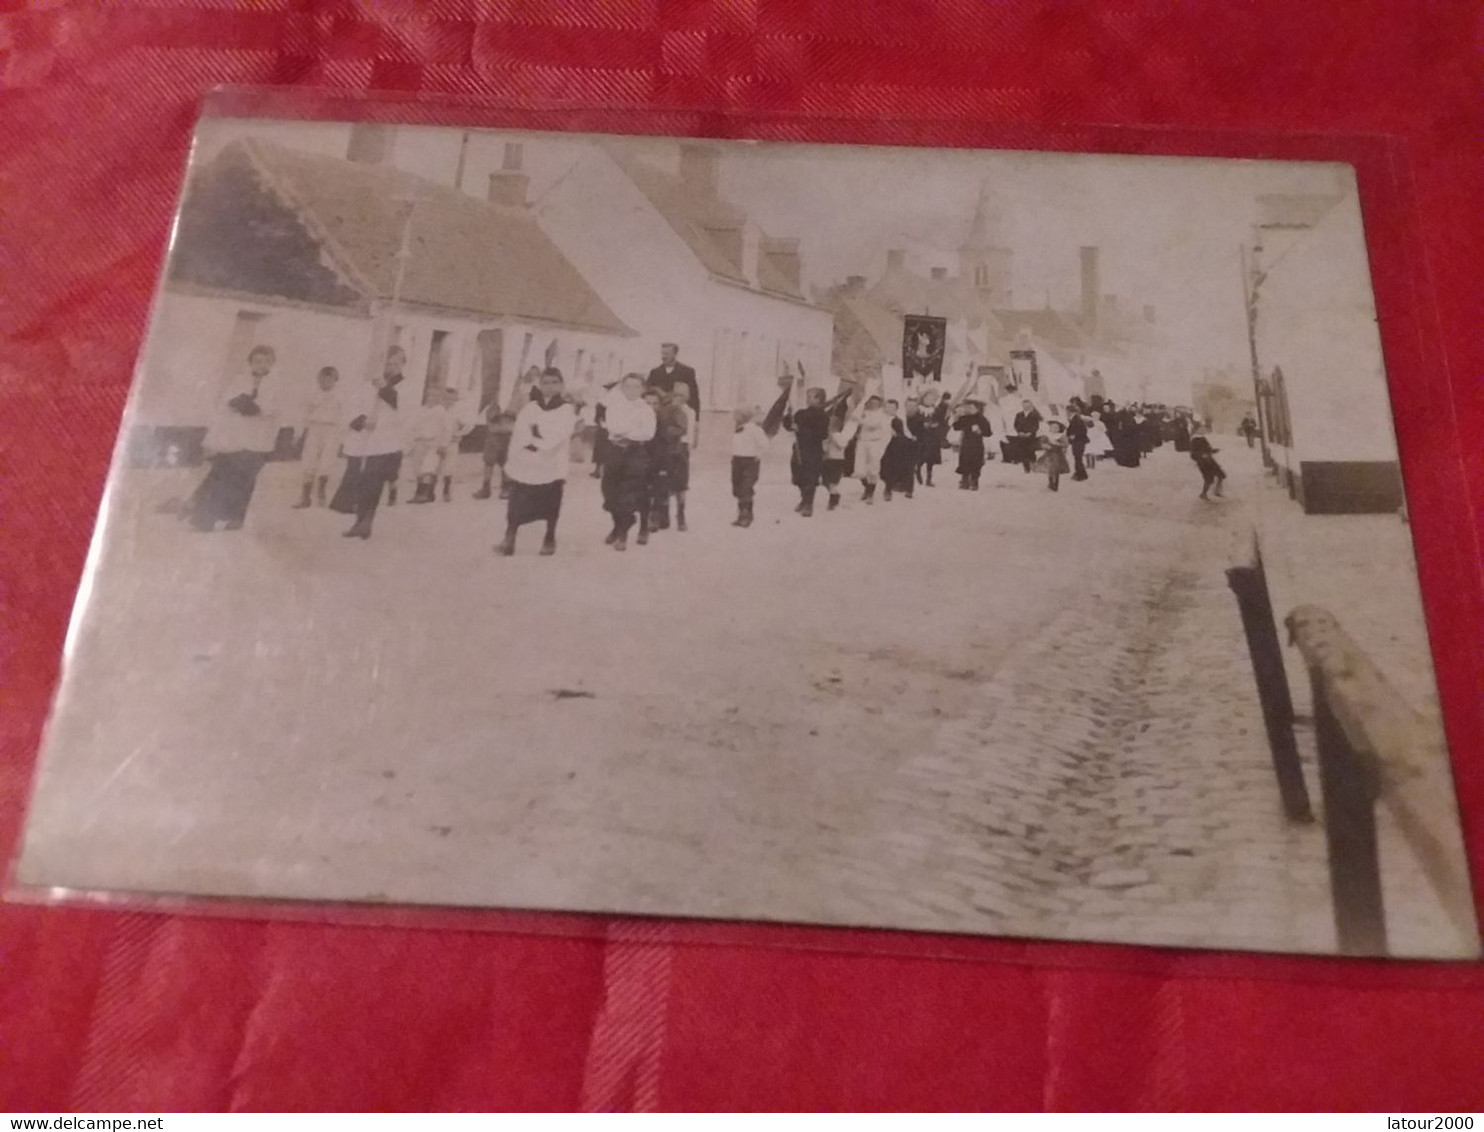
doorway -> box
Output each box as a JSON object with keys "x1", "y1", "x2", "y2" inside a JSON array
[
  {"x1": 424, "y1": 329, "x2": 452, "y2": 406},
  {"x1": 476, "y1": 329, "x2": 504, "y2": 414}
]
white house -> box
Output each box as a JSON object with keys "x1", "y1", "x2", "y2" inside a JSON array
[
  {"x1": 824, "y1": 189, "x2": 1170, "y2": 422},
  {"x1": 132, "y1": 128, "x2": 635, "y2": 464},
  {"x1": 533, "y1": 140, "x2": 835, "y2": 418},
  {"x1": 1250, "y1": 189, "x2": 1404, "y2": 514}
]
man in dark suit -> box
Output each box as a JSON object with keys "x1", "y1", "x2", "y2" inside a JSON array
[
  {"x1": 646, "y1": 343, "x2": 700, "y2": 418},
  {"x1": 1066, "y1": 405, "x2": 1090, "y2": 481},
  {"x1": 1012, "y1": 399, "x2": 1042, "y2": 473}
]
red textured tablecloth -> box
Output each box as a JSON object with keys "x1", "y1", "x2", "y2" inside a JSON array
[{"x1": 3, "y1": 1, "x2": 1483, "y2": 1112}]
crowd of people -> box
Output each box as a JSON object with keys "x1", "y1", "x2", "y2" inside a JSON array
[{"x1": 178, "y1": 342, "x2": 1232, "y2": 553}]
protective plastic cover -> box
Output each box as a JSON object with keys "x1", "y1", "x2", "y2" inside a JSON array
[{"x1": 8, "y1": 88, "x2": 1480, "y2": 967}]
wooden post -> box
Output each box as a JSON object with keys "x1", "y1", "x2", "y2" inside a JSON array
[
  {"x1": 1285, "y1": 604, "x2": 1482, "y2": 958},
  {"x1": 1310, "y1": 667, "x2": 1387, "y2": 955},
  {"x1": 1226, "y1": 534, "x2": 1314, "y2": 822}
]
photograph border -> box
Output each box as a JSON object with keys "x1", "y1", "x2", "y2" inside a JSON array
[{"x1": 9, "y1": 85, "x2": 1480, "y2": 983}]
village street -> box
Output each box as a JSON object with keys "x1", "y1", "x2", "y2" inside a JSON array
[{"x1": 27, "y1": 434, "x2": 1337, "y2": 954}]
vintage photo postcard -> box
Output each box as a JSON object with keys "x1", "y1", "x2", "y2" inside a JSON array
[{"x1": 14, "y1": 114, "x2": 1479, "y2": 959}]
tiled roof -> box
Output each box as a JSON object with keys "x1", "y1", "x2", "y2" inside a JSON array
[
  {"x1": 606, "y1": 145, "x2": 807, "y2": 301},
  {"x1": 838, "y1": 294, "x2": 903, "y2": 357},
  {"x1": 992, "y1": 307, "x2": 1088, "y2": 353},
  {"x1": 210, "y1": 138, "x2": 634, "y2": 336},
  {"x1": 867, "y1": 265, "x2": 974, "y2": 324},
  {"x1": 1093, "y1": 306, "x2": 1161, "y2": 350}
]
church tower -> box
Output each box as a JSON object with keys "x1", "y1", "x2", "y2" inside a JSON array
[{"x1": 958, "y1": 182, "x2": 1014, "y2": 309}]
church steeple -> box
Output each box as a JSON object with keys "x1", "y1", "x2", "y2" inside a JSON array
[
  {"x1": 958, "y1": 181, "x2": 1014, "y2": 308},
  {"x1": 962, "y1": 182, "x2": 1001, "y2": 251}
]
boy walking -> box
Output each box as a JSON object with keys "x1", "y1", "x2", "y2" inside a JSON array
[
  {"x1": 407, "y1": 388, "x2": 467, "y2": 503},
  {"x1": 784, "y1": 379, "x2": 845, "y2": 518},
  {"x1": 1190, "y1": 425, "x2": 1227, "y2": 500},
  {"x1": 730, "y1": 380, "x2": 794, "y2": 528},
  {"x1": 295, "y1": 365, "x2": 345, "y2": 509},
  {"x1": 660, "y1": 385, "x2": 695, "y2": 531},
  {"x1": 473, "y1": 402, "x2": 516, "y2": 500},
  {"x1": 852, "y1": 393, "x2": 892, "y2": 504},
  {"x1": 600, "y1": 373, "x2": 657, "y2": 551}
]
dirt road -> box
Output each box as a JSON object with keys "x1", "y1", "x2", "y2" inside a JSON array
[{"x1": 22, "y1": 438, "x2": 1342, "y2": 953}]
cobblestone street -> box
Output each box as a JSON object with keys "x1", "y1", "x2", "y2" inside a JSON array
[{"x1": 25, "y1": 436, "x2": 1354, "y2": 953}]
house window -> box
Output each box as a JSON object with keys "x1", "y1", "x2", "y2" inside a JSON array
[{"x1": 736, "y1": 330, "x2": 750, "y2": 409}]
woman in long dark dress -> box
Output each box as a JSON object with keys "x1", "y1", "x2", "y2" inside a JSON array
[
  {"x1": 880, "y1": 416, "x2": 917, "y2": 500},
  {"x1": 1111, "y1": 406, "x2": 1142, "y2": 468},
  {"x1": 953, "y1": 398, "x2": 993, "y2": 490}
]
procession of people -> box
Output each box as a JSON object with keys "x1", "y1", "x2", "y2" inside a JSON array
[{"x1": 181, "y1": 340, "x2": 1230, "y2": 551}]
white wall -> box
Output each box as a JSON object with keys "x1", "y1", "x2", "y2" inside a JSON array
[
  {"x1": 702, "y1": 281, "x2": 833, "y2": 411},
  {"x1": 387, "y1": 311, "x2": 537, "y2": 412},
  {"x1": 1256, "y1": 194, "x2": 1399, "y2": 466},
  {"x1": 497, "y1": 321, "x2": 637, "y2": 410},
  {"x1": 140, "y1": 293, "x2": 635, "y2": 434},
  {"x1": 386, "y1": 310, "x2": 634, "y2": 413},
  {"x1": 535, "y1": 149, "x2": 714, "y2": 392},
  {"x1": 538, "y1": 148, "x2": 834, "y2": 411},
  {"x1": 136, "y1": 290, "x2": 373, "y2": 426}
]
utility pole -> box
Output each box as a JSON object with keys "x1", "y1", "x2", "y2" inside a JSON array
[
  {"x1": 453, "y1": 130, "x2": 471, "y2": 194},
  {"x1": 1241, "y1": 240, "x2": 1272, "y2": 470},
  {"x1": 368, "y1": 188, "x2": 421, "y2": 394}
]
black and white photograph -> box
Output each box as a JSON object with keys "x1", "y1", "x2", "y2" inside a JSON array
[{"x1": 14, "y1": 115, "x2": 1479, "y2": 959}]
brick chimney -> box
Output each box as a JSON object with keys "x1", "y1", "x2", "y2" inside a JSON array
[
  {"x1": 487, "y1": 142, "x2": 528, "y2": 207},
  {"x1": 1079, "y1": 246, "x2": 1100, "y2": 333},
  {"x1": 760, "y1": 236, "x2": 801, "y2": 292},
  {"x1": 678, "y1": 142, "x2": 720, "y2": 198},
  {"x1": 930, "y1": 266, "x2": 948, "y2": 280},
  {"x1": 347, "y1": 123, "x2": 391, "y2": 165},
  {"x1": 886, "y1": 248, "x2": 906, "y2": 270}
]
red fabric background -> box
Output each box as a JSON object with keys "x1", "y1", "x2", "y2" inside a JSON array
[{"x1": 2, "y1": 0, "x2": 1483, "y2": 1112}]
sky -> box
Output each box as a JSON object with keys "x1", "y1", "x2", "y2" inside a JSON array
[
  {"x1": 198, "y1": 117, "x2": 1366, "y2": 387},
  {"x1": 719, "y1": 141, "x2": 1356, "y2": 382}
]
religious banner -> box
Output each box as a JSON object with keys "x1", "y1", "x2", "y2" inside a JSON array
[
  {"x1": 1009, "y1": 348, "x2": 1040, "y2": 394},
  {"x1": 902, "y1": 315, "x2": 947, "y2": 383}
]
